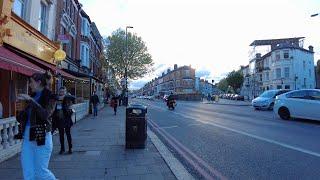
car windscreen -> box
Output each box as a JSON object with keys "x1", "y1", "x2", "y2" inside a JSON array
[{"x1": 259, "y1": 91, "x2": 276, "y2": 98}]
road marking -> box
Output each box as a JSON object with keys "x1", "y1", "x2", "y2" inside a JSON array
[
  {"x1": 144, "y1": 102, "x2": 320, "y2": 158},
  {"x1": 160, "y1": 125, "x2": 179, "y2": 129},
  {"x1": 187, "y1": 123, "x2": 202, "y2": 126},
  {"x1": 148, "y1": 129, "x2": 195, "y2": 180}
]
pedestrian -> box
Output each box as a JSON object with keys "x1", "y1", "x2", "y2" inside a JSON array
[
  {"x1": 52, "y1": 87, "x2": 75, "y2": 155},
  {"x1": 14, "y1": 71, "x2": 57, "y2": 180},
  {"x1": 90, "y1": 91, "x2": 100, "y2": 116},
  {"x1": 0, "y1": 101, "x2": 3, "y2": 119},
  {"x1": 118, "y1": 94, "x2": 122, "y2": 106},
  {"x1": 111, "y1": 96, "x2": 118, "y2": 115}
]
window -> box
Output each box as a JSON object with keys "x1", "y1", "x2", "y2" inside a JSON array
[
  {"x1": 304, "y1": 78, "x2": 306, "y2": 88},
  {"x1": 266, "y1": 72, "x2": 269, "y2": 81},
  {"x1": 275, "y1": 51, "x2": 280, "y2": 61},
  {"x1": 38, "y1": 2, "x2": 48, "y2": 35},
  {"x1": 286, "y1": 90, "x2": 307, "y2": 99},
  {"x1": 185, "y1": 70, "x2": 190, "y2": 77},
  {"x1": 309, "y1": 69, "x2": 311, "y2": 77},
  {"x1": 13, "y1": 0, "x2": 25, "y2": 19},
  {"x1": 308, "y1": 91, "x2": 320, "y2": 101},
  {"x1": 283, "y1": 50, "x2": 289, "y2": 59},
  {"x1": 259, "y1": 74, "x2": 262, "y2": 81},
  {"x1": 303, "y1": 61, "x2": 306, "y2": 70},
  {"x1": 276, "y1": 68, "x2": 281, "y2": 79},
  {"x1": 285, "y1": 85, "x2": 290, "y2": 89},
  {"x1": 284, "y1": 67, "x2": 290, "y2": 78},
  {"x1": 277, "y1": 85, "x2": 282, "y2": 89}
]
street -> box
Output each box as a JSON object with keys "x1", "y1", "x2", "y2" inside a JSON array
[{"x1": 133, "y1": 99, "x2": 320, "y2": 180}]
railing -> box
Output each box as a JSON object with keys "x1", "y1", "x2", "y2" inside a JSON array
[
  {"x1": 0, "y1": 117, "x2": 21, "y2": 163},
  {"x1": 71, "y1": 100, "x2": 89, "y2": 123}
]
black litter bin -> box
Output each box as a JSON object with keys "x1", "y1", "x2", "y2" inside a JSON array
[{"x1": 126, "y1": 104, "x2": 147, "y2": 149}]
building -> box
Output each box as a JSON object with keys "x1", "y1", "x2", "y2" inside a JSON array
[
  {"x1": 241, "y1": 37, "x2": 316, "y2": 99},
  {"x1": 140, "y1": 64, "x2": 201, "y2": 100}
]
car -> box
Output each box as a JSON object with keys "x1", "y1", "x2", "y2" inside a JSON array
[
  {"x1": 252, "y1": 89, "x2": 290, "y2": 110},
  {"x1": 274, "y1": 89, "x2": 320, "y2": 121}
]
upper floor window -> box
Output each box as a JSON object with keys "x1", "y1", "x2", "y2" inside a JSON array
[
  {"x1": 283, "y1": 50, "x2": 289, "y2": 59},
  {"x1": 309, "y1": 69, "x2": 312, "y2": 77},
  {"x1": 284, "y1": 67, "x2": 290, "y2": 78},
  {"x1": 38, "y1": 2, "x2": 48, "y2": 35},
  {"x1": 303, "y1": 61, "x2": 306, "y2": 70},
  {"x1": 275, "y1": 51, "x2": 280, "y2": 61},
  {"x1": 266, "y1": 72, "x2": 269, "y2": 81},
  {"x1": 81, "y1": 18, "x2": 90, "y2": 36},
  {"x1": 276, "y1": 68, "x2": 281, "y2": 79},
  {"x1": 13, "y1": 0, "x2": 25, "y2": 19}
]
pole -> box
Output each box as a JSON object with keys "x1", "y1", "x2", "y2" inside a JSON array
[{"x1": 125, "y1": 27, "x2": 128, "y2": 106}]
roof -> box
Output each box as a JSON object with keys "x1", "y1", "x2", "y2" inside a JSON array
[
  {"x1": 250, "y1": 37, "x2": 305, "y2": 46},
  {"x1": 80, "y1": 10, "x2": 92, "y2": 23},
  {"x1": 261, "y1": 46, "x2": 314, "y2": 59}
]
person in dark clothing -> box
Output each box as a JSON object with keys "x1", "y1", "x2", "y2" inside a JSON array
[
  {"x1": 90, "y1": 91, "x2": 100, "y2": 116},
  {"x1": 111, "y1": 96, "x2": 118, "y2": 115},
  {"x1": 53, "y1": 87, "x2": 75, "y2": 154},
  {"x1": 14, "y1": 71, "x2": 57, "y2": 180}
]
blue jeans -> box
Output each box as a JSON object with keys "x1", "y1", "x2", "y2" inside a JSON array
[
  {"x1": 93, "y1": 105, "x2": 98, "y2": 116},
  {"x1": 21, "y1": 126, "x2": 56, "y2": 180}
]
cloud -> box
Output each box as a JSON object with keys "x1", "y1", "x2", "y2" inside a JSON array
[{"x1": 129, "y1": 79, "x2": 149, "y2": 90}]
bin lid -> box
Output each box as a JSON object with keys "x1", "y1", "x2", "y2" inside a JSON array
[{"x1": 127, "y1": 103, "x2": 147, "y2": 110}]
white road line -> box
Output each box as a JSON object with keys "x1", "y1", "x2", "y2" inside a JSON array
[
  {"x1": 160, "y1": 125, "x2": 179, "y2": 129},
  {"x1": 187, "y1": 123, "x2": 202, "y2": 126},
  {"x1": 146, "y1": 102, "x2": 320, "y2": 158}
]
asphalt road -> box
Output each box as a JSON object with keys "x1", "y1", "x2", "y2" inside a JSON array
[{"x1": 132, "y1": 99, "x2": 320, "y2": 180}]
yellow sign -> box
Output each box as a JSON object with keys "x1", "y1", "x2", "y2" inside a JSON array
[
  {"x1": 1, "y1": 13, "x2": 58, "y2": 64},
  {"x1": 54, "y1": 49, "x2": 66, "y2": 62}
]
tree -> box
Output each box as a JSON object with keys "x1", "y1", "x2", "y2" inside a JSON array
[
  {"x1": 217, "y1": 78, "x2": 228, "y2": 92},
  {"x1": 226, "y1": 70, "x2": 244, "y2": 93},
  {"x1": 105, "y1": 29, "x2": 154, "y2": 81}
]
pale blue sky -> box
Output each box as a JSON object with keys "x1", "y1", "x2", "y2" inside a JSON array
[{"x1": 79, "y1": 0, "x2": 320, "y2": 89}]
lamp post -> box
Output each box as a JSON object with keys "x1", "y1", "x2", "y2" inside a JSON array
[{"x1": 124, "y1": 26, "x2": 133, "y2": 106}]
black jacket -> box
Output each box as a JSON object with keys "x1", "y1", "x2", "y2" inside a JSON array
[
  {"x1": 90, "y1": 94, "x2": 100, "y2": 105},
  {"x1": 52, "y1": 95, "x2": 75, "y2": 129},
  {"x1": 15, "y1": 88, "x2": 56, "y2": 146}
]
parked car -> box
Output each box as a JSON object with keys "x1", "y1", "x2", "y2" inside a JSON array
[
  {"x1": 274, "y1": 89, "x2": 320, "y2": 121},
  {"x1": 252, "y1": 89, "x2": 291, "y2": 110}
]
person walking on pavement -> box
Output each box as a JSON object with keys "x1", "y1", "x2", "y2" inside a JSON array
[
  {"x1": 14, "y1": 71, "x2": 57, "y2": 180},
  {"x1": 111, "y1": 95, "x2": 118, "y2": 115},
  {"x1": 90, "y1": 91, "x2": 100, "y2": 116},
  {"x1": 52, "y1": 87, "x2": 75, "y2": 155}
]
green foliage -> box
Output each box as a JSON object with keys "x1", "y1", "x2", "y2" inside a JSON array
[
  {"x1": 217, "y1": 70, "x2": 244, "y2": 93},
  {"x1": 105, "y1": 29, "x2": 154, "y2": 80},
  {"x1": 217, "y1": 78, "x2": 228, "y2": 92},
  {"x1": 226, "y1": 70, "x2": 244, "y2": 93}
]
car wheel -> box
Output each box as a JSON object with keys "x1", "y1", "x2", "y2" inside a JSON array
[
  {"x1": 254, "y1": 107, "x2": 259, "y2": 110},
  {"x1": 278, "y1": 107, "x2": 290, "y2": 120},
  {"x1": 268, "y1": 103, "x2": 274, "y2": 110}
]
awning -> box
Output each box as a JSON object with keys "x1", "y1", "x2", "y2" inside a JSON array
[
  {"x1": 62, "y1": 69, "x2": 104, "y2": 83},
  {"x1": 0, "y1": 46, "x2": 45, "y2": 76},
  {"x1": 27, "y1": 57, "x2": 77, "y2": 79},
  {"x1": 5, "y1": 46, "x2": 77, "y2": 79}
]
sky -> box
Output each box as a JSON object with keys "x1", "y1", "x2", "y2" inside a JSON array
[{"x1": 79, "y1": 0, "x2": 320, "y2": 90}]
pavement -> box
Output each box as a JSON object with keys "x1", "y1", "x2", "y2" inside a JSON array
[
  {"x1": 134, "y1": 99, "x2": 320, "y2": 179},
  {"x1": 0, "y1": 105, "x2": 177, "y2": 180}
]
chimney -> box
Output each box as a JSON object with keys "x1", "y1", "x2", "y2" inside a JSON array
[
  {"x1": 256, "y1": 53, "x2": 261, "y2": 58},
  {"x1": 309, "y1": 46, "x2": 314, "y2": 52},
  {"x1": 174, "y1": 64, "x2": 178, "y2": 70}
]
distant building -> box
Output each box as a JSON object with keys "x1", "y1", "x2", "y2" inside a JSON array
[
  {"x1": 142, "y1": 64, "x2": 196, "y2": 96},
  {"x1": 241, "y1": 37, "x2": 316, "y2": 99}
]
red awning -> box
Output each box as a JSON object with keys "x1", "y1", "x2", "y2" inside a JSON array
[
  {"x1": 5, "y1": 46, "x2": 77, "y2": 80},
  {"x1": 0, "y1": 46, "x2": 45, "y2": 76},
  {"x1": 27, "y1": 57, "x2": 77, "y2": 79}
]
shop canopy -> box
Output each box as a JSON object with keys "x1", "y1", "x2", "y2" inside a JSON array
[
  {"x1": 0, "y1": 46, "x2": 45, "y2": 76},
  {"x1": 6, "y1": 46, "x2": 77, "y2": 80}
]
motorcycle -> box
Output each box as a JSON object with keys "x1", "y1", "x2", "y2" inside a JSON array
[{"x1": 167, "y1": 99, "x2": 176, "y2": 110}]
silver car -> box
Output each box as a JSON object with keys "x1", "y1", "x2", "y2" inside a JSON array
[{"x1": 252, "y1": 90, "x2": 290, "y2": 110}]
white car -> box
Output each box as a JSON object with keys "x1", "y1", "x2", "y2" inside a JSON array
[
  {"x1": 252, "y1": 90, "x2": 290, "y2": 110},
  {"x1": 274, "y1": 89, "x2": 320, "y2": 121}
]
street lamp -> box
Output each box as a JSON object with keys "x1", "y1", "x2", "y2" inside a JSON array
[
  {"x1": 124, "y1": 26, "x2": 133, "y2": 106},
  {"x1": 311, "y1": 13, "x2": 319, "y2": 17}
]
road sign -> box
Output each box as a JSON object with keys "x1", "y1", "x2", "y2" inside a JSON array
[{"x1": 58, "y1": 34, "x2": 70, "y2": 44}]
